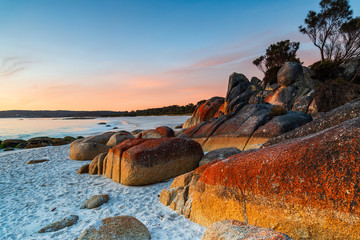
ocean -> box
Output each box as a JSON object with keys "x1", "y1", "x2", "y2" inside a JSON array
[{"x1": 0, "y1": 115, "x2": 190, "y2": 140}]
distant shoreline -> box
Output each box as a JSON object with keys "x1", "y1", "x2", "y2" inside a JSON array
[{"x1": 0, "y1": 104, "x2": 196, "y2": 118}]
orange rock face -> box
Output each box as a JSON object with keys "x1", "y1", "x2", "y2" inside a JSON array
[
  {"x1": 163, "y1": 117, "x2": 360, "y2": 239},
  {"x1": 183, "y1": 97, "x2": 224, "y2": 128}
]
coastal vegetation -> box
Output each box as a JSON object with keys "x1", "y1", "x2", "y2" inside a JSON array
[{"x1": 0, "y1": 103, "x2": 196, "y2": 118}]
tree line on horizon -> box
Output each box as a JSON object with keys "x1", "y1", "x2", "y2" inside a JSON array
[{"x1": 0, "y1": 103, "x2": 197, "y2": 118}]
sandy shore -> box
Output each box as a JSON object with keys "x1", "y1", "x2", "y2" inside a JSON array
[{"x1": 0, "y1": 145, "x2": 205, "y2": 240}]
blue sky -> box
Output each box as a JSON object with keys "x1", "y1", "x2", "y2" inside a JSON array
[{"x1": 0, "y1": 0, "x2": 359, "y2": 111}]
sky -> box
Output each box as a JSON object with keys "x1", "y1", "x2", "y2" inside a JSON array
[{"x1": 0, "y1": 0, "x2": 359, "y2": 111}]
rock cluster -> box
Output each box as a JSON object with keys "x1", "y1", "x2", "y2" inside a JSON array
[
  {"x1": 179, "y1": 104, "x2": 311, "y2": 151},
  {"x1": 263, "y1": 97, "x2": 360, "y2": 147},
  {"x1": 0, "y1": 136, "x2": 76, "y2": 151},
  {"x1": 161, "y1": 116, "x2": 360, "y2": 239},
  {"x1": 177, "y1": 64, "x2": 318, "y2": 151}
]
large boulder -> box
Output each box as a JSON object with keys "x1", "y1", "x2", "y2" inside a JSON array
[
  {"x1": 103, "y1": 138, "x2": 203, "y2": 186},
  {"x1": 162, "y1": 117, "x2": 360, "y2": 239},
  {"x1": 69, "y1": 132, "x2": 114, "y2": 160},
  {"x1": 263, "y1": 98, "x2": 360, "y2": 147},
  {"x1": 77, "y1": 216, "x2": 150, "y2": 240},
  {"x1": 224, "y1": 73, "x2": 251, "y2": 114},
  {"x1": 179, "y1": 104, "x2": 311, "y2": 152},
  {"x1": 246, "y1": 111, "x2": 312, "y2": 149},
  {"x1": 202, "y1": 220, "x2": 292, "y2": 240},
  {"x1": 106, "y1": 131, "x2": 134, "y2": 147},
  {"x1": 277, "y1": 62, "x2": 304, "y2": 87},
  {"x1": 183, "y1": 97, "x2": 225, "y2": 128}
]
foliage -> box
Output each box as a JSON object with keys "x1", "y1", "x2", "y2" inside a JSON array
[
  {"x1": 299, "y1": 0, "x2": 359, "y2": 62},
  {"x1": 313, "y1": 79, "x2": 360, "y2": 112},
  {"x1": 253, "y1": 40, "x2": 301, "y2": 73},
  {"x1": 310, "y1": 60, "x2": 344, "y2": 81},
  {"x1": 262, "y1": 66, "x2": 282, "y2": 86},
  {"x1": 124, "y1": 103, "x2": 196, "y2": 116}
]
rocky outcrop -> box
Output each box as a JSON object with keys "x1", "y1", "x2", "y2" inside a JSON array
[
  {"x1": 202, "y1": 220, "x2": 292, "y2": 240},
  {"x1": 38, "y1": 215, "x2": 79, "y2": 233},
  {"x1": 80, "y1": 194, "x2": 109, "y2": 209},
  {"x1": 199, "y1": 147, "x2": 241, "y2": 166},
  {"x1": 179, "y1": 104, "x2": 311, "y2": 151},
  {"x1": 102, "y1": 138, "x2": 203, "y2": 185},
  {"x1": 69, "y1": 132, "x2": 114, "y2": 160},
  {"x1": 263, "y1": 98, "x2": 360, "y2": 147},
  {"x1": 106, "y1": 131, "x2": 134, "y2": 147},
  {"x1": 161, "y1": 117, "x2": 360, "y2": 239},
  {"x1": 77, "y1": 216, "x2": 150, "y2": 240},
  {"x1": 183, "y1": 97, "x2": 225, "y2": 128},
  {"x1": 224, "y1": 73, "x2": 251, "y2": 114},
  {"x1": 139, "y1": 126, "x2": 175, "y2": 139}
]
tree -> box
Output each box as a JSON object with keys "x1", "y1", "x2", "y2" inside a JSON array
[
  {"x1": 299, "y1": 0, "x2": 359, "y2": 63},
  {"x1": 253, "y1": 40, "x2": 301, "y2": 74}
]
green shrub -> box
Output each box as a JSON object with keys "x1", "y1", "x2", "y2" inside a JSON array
[
  {"x1": 263, "y1": 66, "x2": 281, "y2": 86},
  {"x1": 313, "y1": 80, "x2": 360, "y2": 112},
  {"x1": 310, "y1": 60, "x2": 344, "y2": 82}
]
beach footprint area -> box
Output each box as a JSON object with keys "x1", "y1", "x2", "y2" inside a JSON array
[{"x1": 0, "y1": 145, "x2": 205, "y2": 240}]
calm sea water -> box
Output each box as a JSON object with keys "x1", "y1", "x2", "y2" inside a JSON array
[{"x1": 0, "y1": 115, "x2": 190, "y2": 140}]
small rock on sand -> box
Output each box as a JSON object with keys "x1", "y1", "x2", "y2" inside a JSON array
[
  {"x1": 80, "y1": 194, "x2": 109, "y2": 209},
  {"x1": 38, "y1": 215, "x2": 79, "y2": 233},
  {"x1": 26, "y1": 159, "x2": 50, "y2": 164},
  {"x1": 77, "y1": 215, "x2": 150, "y2": 240}
]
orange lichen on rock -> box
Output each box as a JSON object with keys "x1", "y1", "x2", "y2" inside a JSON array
[
  {"x1": 163, "y1": 117, "x2": 360, "y2": 239},
  {"x1": 102, "y1": 138, "x2": 203, "y2": 186},
  {"x1": 183, "y1": 97, "x2": 224, "y2": 128}
]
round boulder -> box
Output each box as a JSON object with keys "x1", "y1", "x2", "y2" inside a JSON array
[
  {"x1": 69, "y1": 132, "x2": 114, "y2": 160},
  {"x1": 77, "y1": 216, "x2": 151, "y2": 240},
  {"x1": 106, "y1": 131, "x2": 134, "y2": 147},
  {"x1": 277, "y1": 62, "x2": 304, "y2": 87}
]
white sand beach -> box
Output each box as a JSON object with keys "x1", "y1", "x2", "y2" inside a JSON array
[{"x1": 0, "y1": 144, "x2": 205, "y2": 240}]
